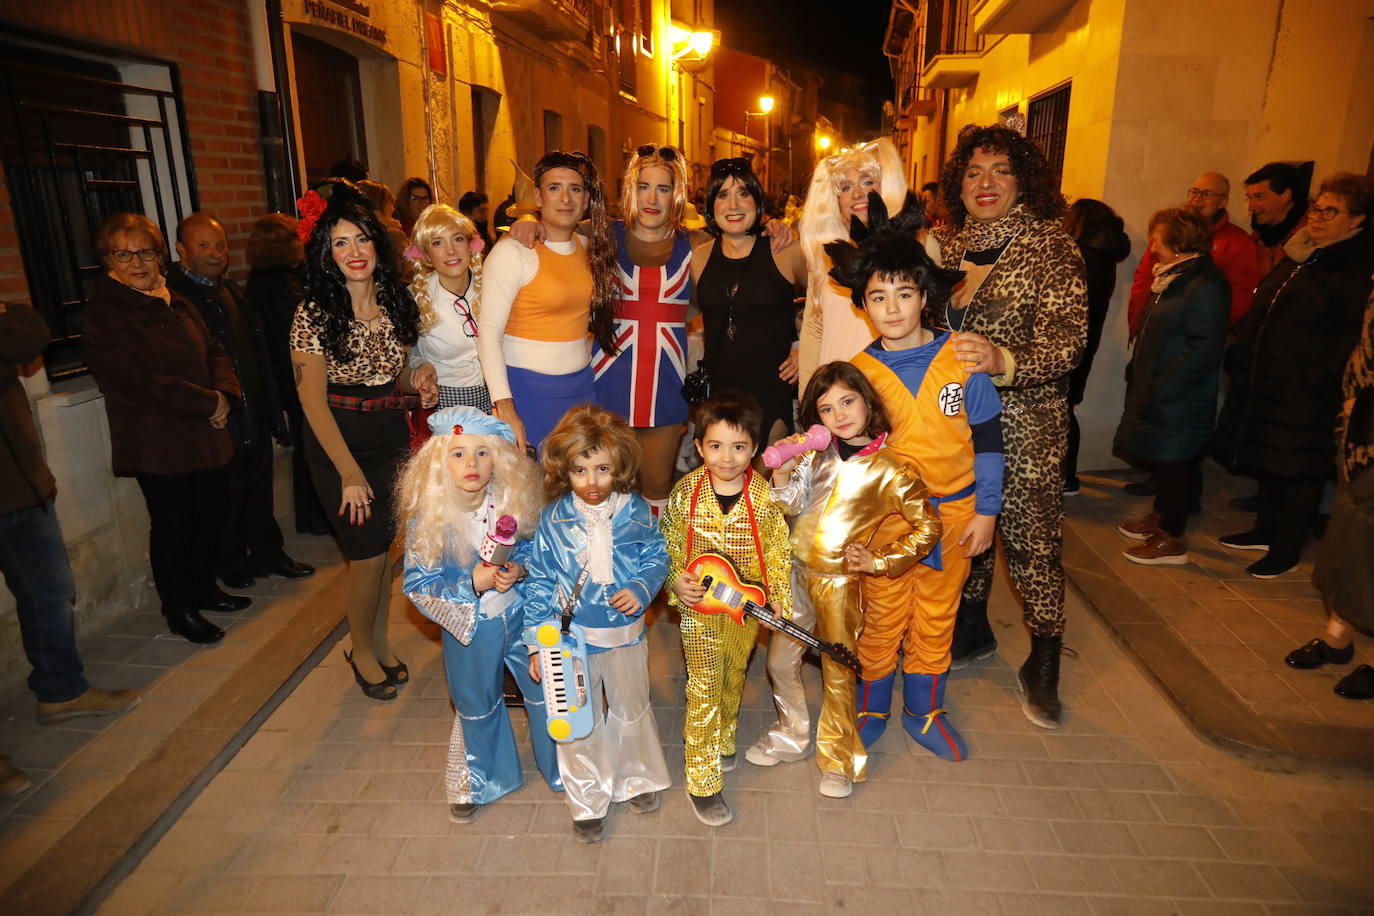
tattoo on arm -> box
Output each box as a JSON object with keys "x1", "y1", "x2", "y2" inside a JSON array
[{"x1": 293, "y1": 361, "x2": 304, "y2": 388}]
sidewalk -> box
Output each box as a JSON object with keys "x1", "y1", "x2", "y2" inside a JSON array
[
  {"x1": 1062, "y1": 467, "x2": 1374, "y2": 765},
  {"x1": 96, "y1": 569, "x2": 1374, "y2": 913},
  {"x1": 0, "y1": 530, "x2": 347, "y2": 912}
]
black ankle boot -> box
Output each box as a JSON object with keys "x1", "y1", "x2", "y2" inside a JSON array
[
  {"x1": 1019, "y1": 635, "x2": 1064, "y2": 729},
  {"x1": 950, "y1": 597, "x2": 997, "y2": 669}
]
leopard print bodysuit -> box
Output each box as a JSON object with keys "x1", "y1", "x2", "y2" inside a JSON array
[{"x1": 931, "y1": 203, "x2": 1088, "y2": 636}]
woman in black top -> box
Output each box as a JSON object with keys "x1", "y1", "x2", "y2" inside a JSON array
[{"x1": 690, "y1": 158, "x2": 806, "y2": 449}]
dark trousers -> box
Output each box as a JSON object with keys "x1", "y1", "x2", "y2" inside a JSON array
[
  {"x1": 0, "y1": 500, "x2": 89, "y2": 702},
  {"x1": 1065, "y1": 408, "x2": 1082, "y2": 485},
  {"x1": 1153, "y1": 459, "x2": 1203, "y2": 538},
  {"x1": 287, "y1": 402, "x2": 329, "y2": 533},
  {"x1": 136, "y1": 466, "x2": 230, "y2": 613},
  {"x1": 1255, "y1": 473, "x2": 1327, "y2": 567},
  {"x1": 218, "y1": 438, "x2": 287, "y2": 577}
]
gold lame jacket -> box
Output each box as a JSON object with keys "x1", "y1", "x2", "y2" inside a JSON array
[
  {"x1": 771, "y1": 440, "x2": 941, "y2": 578},
  {"x1": 661, "y1": 466, "x2": 794, "y2": 616}
]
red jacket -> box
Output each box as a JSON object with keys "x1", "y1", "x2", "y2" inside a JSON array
[{"x1": 1128, "y1": 211, "x2": 1261, "y2": 336}]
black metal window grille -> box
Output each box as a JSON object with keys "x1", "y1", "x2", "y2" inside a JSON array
[
  {"x1": 922, "y1": 0, "x2": 983, "y2": 69},
  {"x1": 0, "y1": 31, "x2": 197, "y2": 381},
  {"x1": 1027, "y1": 83, "x2": 1072, "y2": 188}
]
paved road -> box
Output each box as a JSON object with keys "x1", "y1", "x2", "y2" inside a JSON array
[{"x1": 100, "y1": 575, "x2": 1374, "y2": 914}]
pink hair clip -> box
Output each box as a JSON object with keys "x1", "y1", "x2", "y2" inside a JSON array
[
  {"x1": 469, "y1": 237, "x2": 485, "y2": 255},
  {"x1": 403, "y1": 243, "x2": 423, "y2": 261}
]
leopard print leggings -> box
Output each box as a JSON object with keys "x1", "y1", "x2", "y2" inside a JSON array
[{"x1": 962, "y1": 396, "x2": 1068, "y2": 637}]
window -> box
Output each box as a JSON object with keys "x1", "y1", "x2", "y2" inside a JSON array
[
  {"x1": 0, "y1": 31, "x2": 197, "y2": 380},
  {"x1": 543, "y1": 110, "x2": 564, "y2": 152},
  {"x1": 638, "y1": 0, "x2": 653, "y2": 54},
  {"x1": 471, "y1": 86, "x2": 500, "y2": 193},
  {"x1": 1027, "y1": 83, "x2": 1071, "y2": 188},
  {"x1": 587, "y1": 125, "x2": 606, "y2": 179},
  {"x1": 617, "y1": 30, "x2": 638, "y2": 96}
]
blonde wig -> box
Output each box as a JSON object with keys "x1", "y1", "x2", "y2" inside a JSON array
[
  {"x1": 619, "y1": 145, "x2": 689, "y2": 233},
  {"x1": 395, "y1": 432, "x2": 545, "y2": 570},
  {"x1": 540, "y1": 404, "x2": 642, "y2": 501},
  {"x1": 799, "y1": 137, "x2": 907, "y2": 274},
  {"x1": 407, "y1": 204, "x2": 484, "y2": 334}
]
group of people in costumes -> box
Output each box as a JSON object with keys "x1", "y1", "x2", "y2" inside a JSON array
[{"x1": 289, "y1": 122, "x2": 1088, "y2": 842}]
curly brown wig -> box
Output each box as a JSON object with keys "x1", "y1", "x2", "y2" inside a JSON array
[
  {"x1": 533, "y1": 151, "x2": 621, "y2": 354},
  {"x1": 540, "y1": 404, "x2": 642, "y2": 500},
  {"x1": 938, "y1": 124, "x2": 1066, "y2": 228}
]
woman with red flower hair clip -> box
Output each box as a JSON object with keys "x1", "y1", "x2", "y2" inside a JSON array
[{"x1": 289, "y1": 180, "x2": 439, "y2": 700}]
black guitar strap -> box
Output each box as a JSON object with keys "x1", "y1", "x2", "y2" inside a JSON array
[{"x1": 558, "y1": 567, "x2": 591, "y2": 635}]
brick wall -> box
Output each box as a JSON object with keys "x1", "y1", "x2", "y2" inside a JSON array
[{"x1": 0, "y1": 0, "x2": 270, "y2": 297}]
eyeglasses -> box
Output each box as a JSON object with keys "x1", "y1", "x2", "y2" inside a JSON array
[
  {"x1": 1186, "y1": 188, "x2": 1226, "y2": 200},
  {"x1": 452, "y1": 295, "x2": 477, "y2": 338},
  {"x1": 710, "y1": 157, "x2": 752, "y2": 178},
  {"x1": 407, "y1": 193, "x2": 432, "y2": 202},
  {"x1": 1306, "y1": 204, "x2": 1349, "y2": 221},
  {"x1": 110, "y1": 248, "x2": 160, "y2": 263},
  {"x1": 637, "y1": 144, "x2": 679, "y2": 162}
]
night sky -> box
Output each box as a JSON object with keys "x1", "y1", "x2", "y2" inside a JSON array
[{"x1": 714, "y1": 0, "x2": 894, "y2": 124}]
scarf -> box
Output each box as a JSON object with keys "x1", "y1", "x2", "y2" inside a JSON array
[
  {"x1": 573, "y1": 492, "x2": 624, "y2": 586},
  {"x1": 956, "y1": 201, "x2": 1039, "y2": 256},
  {"x1": 1253, "y1": 202, "x2": 1305, "y2": 248},
  {"x1": 1283, "y1": 225, "x2": 1364, "y2": 265},
  {"x1": 1149, "y1": 253, "x2": 1201, "y2": 294}
]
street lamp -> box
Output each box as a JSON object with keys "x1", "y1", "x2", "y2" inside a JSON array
[
  {"x1": 747, "y1": 95, "x2": 775, "y2": 194},
  {"x1": 817, "y1": 134, "x2": 832, "y2": 151}
]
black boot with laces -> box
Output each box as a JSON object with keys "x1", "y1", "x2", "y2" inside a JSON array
[
  {"x1": 950, "y1": 597, "x2": 997, "y2": 669},
  {"x1": 1019, "y1": 634, "x2": 1065, "y2": 729}
]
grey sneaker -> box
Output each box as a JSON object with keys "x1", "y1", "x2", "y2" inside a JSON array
[
  {"x1": 628, "y1": 791, "x2": 660, "y2": 813},
  {"x1": 720, "y1": 753, "x2": 737, "y2": 772},
  {"x1": 688, "y1": 790, "x2": 733, "y2": 826},
  {"x1": 572, "y1": 817, "x2": 606, "y2": 843},
  {"x1": 449, "y1": 803, "x2": 479, "y2": 824}
]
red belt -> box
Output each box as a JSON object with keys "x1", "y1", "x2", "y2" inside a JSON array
[{"x1": 326, "y1": 392, "x2": 418, "y2": 411}]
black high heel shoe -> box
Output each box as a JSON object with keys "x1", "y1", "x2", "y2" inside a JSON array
[
  {"x1": 381, "y1": 658, "x2": 409, "y2": 686},
  {"x1": 344, "y1": 650, "x2": 397, "y2": 700}
]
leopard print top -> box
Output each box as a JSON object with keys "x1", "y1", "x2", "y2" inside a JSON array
[
  {"x1": 1339, "y1": 290, "x2": 1374, "y2": 480},
  {"x1": 930, "y1": 203, "x2": 1088, "y2": 407},
  {"x1": 289, "y1": 301, "x2": 407, "y2": 386}
]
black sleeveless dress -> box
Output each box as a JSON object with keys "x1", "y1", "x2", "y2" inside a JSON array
[{"x1": 697, "y1": 236, "x2": 797, "y2": 446}]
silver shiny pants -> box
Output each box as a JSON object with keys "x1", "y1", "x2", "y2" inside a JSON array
[
  {"x1": 748, "y1": 560, "x2": 816, "y2": 763},
  {"x1": 557, "y1": 639, "x2": 672, "y2": 822}
]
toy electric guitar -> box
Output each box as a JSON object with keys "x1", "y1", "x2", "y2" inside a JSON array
[{"x1": 687, "y1": 553, "x2": 862, "y2": 675}]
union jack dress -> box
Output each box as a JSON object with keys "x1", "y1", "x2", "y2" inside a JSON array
[{"x1": 592, "y1": 223, "x2": 693, "y2": 428}]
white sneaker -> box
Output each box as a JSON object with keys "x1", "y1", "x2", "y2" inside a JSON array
[{"x1": 818, "y1": 773, "x2": 852, "y2": 798}]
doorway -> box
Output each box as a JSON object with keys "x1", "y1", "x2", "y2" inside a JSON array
[{"x1": 291, "y1": 32, "x2": 367, "y2": 185}]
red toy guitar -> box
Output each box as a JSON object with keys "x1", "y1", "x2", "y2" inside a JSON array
[{"x1": 687, "y1": 553, "x2": 862, "y2": 675}]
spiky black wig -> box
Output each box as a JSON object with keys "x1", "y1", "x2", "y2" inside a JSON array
[{"x1": 824, "y1": 191, "x2": 964, "y2": 309}]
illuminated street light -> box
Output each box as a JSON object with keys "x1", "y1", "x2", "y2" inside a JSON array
[
  {"x1": 669, "y1": 25, "x2": 716, "y2": 62},
  {"x1": 817, "y1": 135, "x2": 832, "y2": 150},
  {"x1": 758, "y1": 95, "x2": 775, "y2": 114}
]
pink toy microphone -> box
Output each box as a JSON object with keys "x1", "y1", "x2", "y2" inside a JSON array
[
  {"x1": 763, "y1": 424, "x2": 832, "y2": 468},
  {"x1": 480, "y1": 515, "x2": 518, "y2": 566}
]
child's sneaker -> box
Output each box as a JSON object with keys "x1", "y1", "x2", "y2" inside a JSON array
[
  {"x1": 572, "y1": 817, "x2": 606, "y2": 843},
  {"x1": 628, "y1": 791, "x2": 660, "y2": 813},
  {"x1": 449, "y1": 803, "x2": 479, "y2": 824},
  {"x1": 818, "y1": 773, "x2": 852, "y2": 798},
  {"x1": 687, "y1": 790, "x2": 733, "y2": 826},
  {"x1": 720, "y1": 753, "x2": 737, "y2": 773}
]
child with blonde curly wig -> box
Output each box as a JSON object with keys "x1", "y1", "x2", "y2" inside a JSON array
[
  {"x1": 520, "y1": 404, "x2": 671, "y2": 843},
  {"x1": 398, "y1": 405, "x2": 561, "y2": 824},
  {"x1": 407, "y1": 204, "x2": 491, "y2": 411}
]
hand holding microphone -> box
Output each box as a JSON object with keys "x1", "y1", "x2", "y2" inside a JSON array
[
  {"x1": 763, "y1": 424, "x2": 832, "y2": 468},
  {"x1": 481, "y1": 515, "x2": 518, "y2": 567}
]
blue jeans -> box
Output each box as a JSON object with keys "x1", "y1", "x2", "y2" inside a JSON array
[{"x1": 0, "y1": 500, "x2": 89, "y2": 702}]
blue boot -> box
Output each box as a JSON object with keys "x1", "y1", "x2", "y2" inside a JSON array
[
  {"x1": 856, "y1": 672, "x2": 896, "y2": 747},
  {"x1": 901, "y1": 671, "x2": 967, "y2": 761}
]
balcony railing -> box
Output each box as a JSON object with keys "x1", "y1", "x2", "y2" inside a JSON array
[{"x1": 923, "y1": 0, "x2": 984, "y2": 69}]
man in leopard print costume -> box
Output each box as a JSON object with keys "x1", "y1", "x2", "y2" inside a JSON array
[{"x1": 927, "y1": 124, "x2": 1088, "y2": 728}]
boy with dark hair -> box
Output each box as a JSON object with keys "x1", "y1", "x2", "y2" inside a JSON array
[
  {"x1": 661, "y1": 392, "x2": 792, "y2": 826},
  {"x1": 825, "y1": 192, "x2": 1004, "y2": 754}
]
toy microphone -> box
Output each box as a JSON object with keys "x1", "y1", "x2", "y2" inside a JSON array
[
  {"x1": 480, "y1": 514, "x2": 518, "y2": 566},
  {"x1": 762, "y1": 424, "x2": 832, "y2": 468}
]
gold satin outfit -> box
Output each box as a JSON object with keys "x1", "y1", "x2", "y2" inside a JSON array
[
  {"x1": 769, "y1": 442, "x2": 941, "y2": 781},
  {"x1": 662, "y1": 466, "x2": 793, "y2": 797}
]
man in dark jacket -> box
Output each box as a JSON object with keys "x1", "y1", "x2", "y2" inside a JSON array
[
  {"x1": 169, "y1": 214, "x2": 314, "y2": 588},
  {"x1": 1, "y1": 303, "x2": 139, "y2": 795}
]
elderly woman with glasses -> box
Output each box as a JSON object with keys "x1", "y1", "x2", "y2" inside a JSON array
[
  {"x1": 478, "y1": 150, "x2": 620, "y2": 454},
  {"x1": 1214, "y1": 172, "x2": 1374, "y2": 579},
  {"x1": 82, "y1": 213, "x2": 243, "y2": 645}
]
